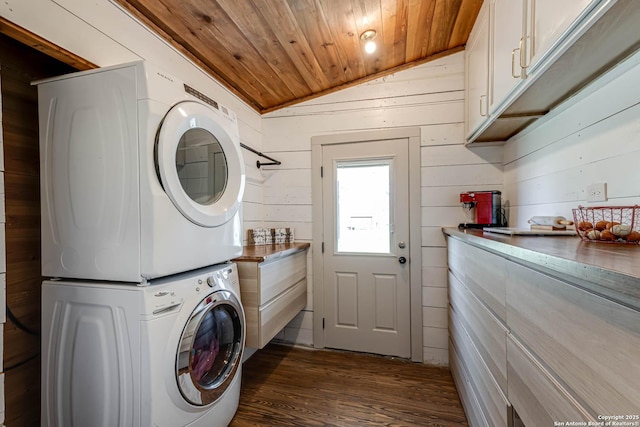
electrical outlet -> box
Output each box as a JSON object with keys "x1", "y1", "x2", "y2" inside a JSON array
[{"x1": 587, "y1": 182, "x2": 607, "y2": 202}]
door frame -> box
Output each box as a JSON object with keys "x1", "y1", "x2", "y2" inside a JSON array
[{"x1": 311, "y1": 128, "x2": 423, "y2": 362}]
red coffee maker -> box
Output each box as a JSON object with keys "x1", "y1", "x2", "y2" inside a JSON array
[{"x1": 459, "y1": 190, "x2": 505, "y2": 228}]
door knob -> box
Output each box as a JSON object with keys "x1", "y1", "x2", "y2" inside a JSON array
[{"x1": 398, "y1": 256, "x2": 407, "y2": 264}]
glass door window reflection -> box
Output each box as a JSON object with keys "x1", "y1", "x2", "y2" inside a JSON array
[{"x1": 336, "y1": 160, "x2": 391, "y2": 254}]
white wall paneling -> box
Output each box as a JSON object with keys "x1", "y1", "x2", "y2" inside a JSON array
[
  {"x1": 421, "y1": 226, "x2": 447, "y2": 248},
  {"x1": 263, "y1": 52, "x2": 504, "y2": 365},
  {"x1": 422, "y1": 163, "x2": 503, "y2": 187},
  {"x1": 423, "y1": 287, "x2": 448, "y2": 309},
  {"x1": 422, "y1": 267, "x2": 448, "y2": 288},
  {"x1": 504, "y1": 48, "x2": 640, "y2": 227}
]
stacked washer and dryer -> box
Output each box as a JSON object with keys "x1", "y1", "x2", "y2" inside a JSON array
[{"x1": 35, "y1": 62, "x2": 247, "y2": 427}]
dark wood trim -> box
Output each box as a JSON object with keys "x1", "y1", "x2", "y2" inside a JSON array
[{"x1": 0, "y1": 17, "x2": 97, "y2": 71}]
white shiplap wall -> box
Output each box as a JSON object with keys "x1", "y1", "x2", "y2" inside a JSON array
[
  {"x1": 504, "y1": 48, "x2": 640, "y2": 224},
  {"x1": 262, "y1": 52, "x2": 504, "y2": 365}
]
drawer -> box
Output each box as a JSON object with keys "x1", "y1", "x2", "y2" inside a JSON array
[
  {"x1": 507, "y1": 262, "x2": 640, "y2": 416},
  {"x1": 449, "y1": 271, "x2": 508, "y2": 393},
  {"x1": 257, "y1": 278, "x2": 307, "y2": 348},
  {"x1": 447, "y1": 237, "x2": 506, "y2": 322},
  {"x1": 449, "y1": 338, "x2": 490, "y2": 427},
  {"x1": 507, "y1": 334, "x2": 593, "y2": 427},
  {"x1": 450, "y1": 308, "x2": 511, "y2": 427},
  {"x1": 258, "y1": 250, "x2": 307, "y2": 305}
]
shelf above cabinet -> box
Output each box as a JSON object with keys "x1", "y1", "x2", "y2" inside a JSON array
[{"x1": 468, "y1": 0, "x2": 640, "y2": 144}]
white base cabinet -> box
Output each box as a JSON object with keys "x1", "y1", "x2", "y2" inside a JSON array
[
  {"x1": 236, "y1": 248, "x2": 308, "y2": 349},
  {"x1": 447, "y1": 235, "x2": 640, "y2": 426}
]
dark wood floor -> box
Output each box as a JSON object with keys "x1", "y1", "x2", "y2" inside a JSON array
[{"x1": 230, "y1": 344, "x2": 468, "y2": 427}]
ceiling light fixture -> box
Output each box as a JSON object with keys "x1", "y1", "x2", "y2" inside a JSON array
[{"x1": 360, "y1": 29, "x2": 377, "y2": 54}]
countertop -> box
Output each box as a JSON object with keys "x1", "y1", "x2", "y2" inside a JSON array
[
  {"x1": 443, "y1": 227, "x2": 640, "y2": 311},
  {"x1": 232, "y1": 242, "x2": 310, "y2": 263}
]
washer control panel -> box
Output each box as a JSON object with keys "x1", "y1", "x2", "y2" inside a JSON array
[{"x1": 206, "y1": 264, "x2": 239, "y2": 293}]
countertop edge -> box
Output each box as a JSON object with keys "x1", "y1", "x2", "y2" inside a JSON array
[
  {"x1": 232, "y1": 242, "x2": 311, "y2": 263},
  {"x1": 443, "y1": 227, "x2": 640, "y2": 311}
]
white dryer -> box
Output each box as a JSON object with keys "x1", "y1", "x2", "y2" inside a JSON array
[
  {"x1": 41, "y1": 263, "x2": 245, "y2": 427},
  {"x1": 35, "y1": 61, "x2": 245, "y2": 282}
]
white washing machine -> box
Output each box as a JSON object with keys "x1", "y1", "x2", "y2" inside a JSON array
[
  {"x1": 41, "y1": 262, "x2": 245, "y2": 427},
  {"x1": 35, "y1": 61, "x2": 245, "y2": 282}
]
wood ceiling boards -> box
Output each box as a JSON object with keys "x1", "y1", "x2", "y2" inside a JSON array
[{"x1": 116, "y1": 0, "x2": 482, "y2": 113}]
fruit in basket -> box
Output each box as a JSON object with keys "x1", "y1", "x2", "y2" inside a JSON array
[
  {"x1": 626, "y1": 231, "x2": 640, "y2": 242},
  {"x1": 611, "y1": 224, "x2": 632, "y2": 237},
  {"x1": 606, "y1": 221, "x2": 620, "y2": 230},
  {"x1": 578, "y1": 221, "x2": 593, "y2": 231},
  {"x1": 600, "y1": 230, "x2": 615, "y2": 241},
  {"x1": 586, "y1": 229, "x2": 601, "y2": 240},
  {"x1": 595, "y1": 220, "x2": 609, "y2": 231}
]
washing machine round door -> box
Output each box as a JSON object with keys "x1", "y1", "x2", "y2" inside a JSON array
[
  {"x1": 156, "y1": 101, "x2": 245, "y2": 227},
  {"x1": 176, "y1": 290, "x2": 244, "y2": 406}
]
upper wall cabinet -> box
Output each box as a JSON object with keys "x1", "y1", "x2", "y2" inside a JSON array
[
  {"x1": 466, "y1": 0, "x2": 640, "y2": 144},
  {"x1": 489, "y1": 0, "x2": 524, "y2": 114},
  {"x1": 465, "y1": 0, "x2": 490, "y2": 138},
  {"x1": 524, "y1": 0, "x2": 595, "y2": 75}
]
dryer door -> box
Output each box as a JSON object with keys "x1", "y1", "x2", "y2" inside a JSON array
[
  {"x1": 156, "y1": 101, "x2": 245, "y2": 227},
  {"x1": 176, "y1": 289, "x2": 244, "y2": 406}
]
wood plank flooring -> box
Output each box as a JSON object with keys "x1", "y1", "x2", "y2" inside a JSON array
[{"x1": 230, "y1": 344, "x2": 468, "y2": 426}]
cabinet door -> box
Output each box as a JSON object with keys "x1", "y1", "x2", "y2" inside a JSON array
[
  {"x1": 506, "y1": 261, "x2": 640, "y2": 415},
  {"x1": 490, "y1": 0, "x2": 525, "y2": 113},
  {"x1": 465, "y1": 0, "x2": 490, "y2": 138},
  {"x1": 525, "y1": 0, "x2": 596, "y2": 73},
  {"x1": 507, "y1": 335, "x2": 594, "y2": 427},
  {"x1": 449, "y1": 271, "x2": 508, "y2": 394}
]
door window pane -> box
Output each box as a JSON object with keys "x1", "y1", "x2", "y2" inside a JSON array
[{"x1": 336, "y1": 161, "x2": 391, "y2": 253}]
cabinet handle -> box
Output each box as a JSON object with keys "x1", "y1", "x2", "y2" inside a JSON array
[
  {"x1": 511, "y1": 48, "x2": 521, "y2": 78},
  {"x1": 520, "y1": 36, "x2": 529, "y2": 69},
  {"x1": 479, "y1": 95, "x2": 487, "y2": 117}
]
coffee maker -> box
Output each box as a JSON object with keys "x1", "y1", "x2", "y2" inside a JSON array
[{"x1": 459, "y1": 190, "x2": 505, "y2": 229}]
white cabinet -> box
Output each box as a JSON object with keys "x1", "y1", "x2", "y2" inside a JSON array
[
  {"x1": 507, "y1": 261, "x2": 640, "y2": 419},
  {"x1": 235, "y1": 246, "x2": 309, "y2": 349},
  {"x1": 489, "y1": 0, "x2": 525, "y2": 113},
  {"x1": 447, "y1": 234, "x2": 640, "y2": 426},
  {"x1": 465, "y1": 0, "x2": 490, "y2": 138},
  {"x1": 506, "y1": 335, "x2": 594, "y2": 427},
  {"x1": 524, "y1": 0, "x2": 596, "y2": 74},
  {"x1": 448, "y1": 238, "x2": 511, "y2": 427},
  {"x1": 466, "y1": 0, "x2": 638, "y2": 143}
]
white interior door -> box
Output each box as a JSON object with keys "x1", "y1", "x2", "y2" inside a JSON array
[{"x1": 322, "y1": 139, "x2": 410, "y2": 358}]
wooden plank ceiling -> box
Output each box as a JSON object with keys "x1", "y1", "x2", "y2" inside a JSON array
[{"x1": 116, "y1": 0, "x2": 482, "y2": 113}]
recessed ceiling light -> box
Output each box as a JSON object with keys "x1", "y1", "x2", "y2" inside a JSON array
[{"x1": 360, "y1": 29, "x2": 377, "y2": 54}]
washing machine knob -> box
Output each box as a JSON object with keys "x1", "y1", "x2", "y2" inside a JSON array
[{"x1": 206, "y1": 276, "x2": 216, "y2": 287}]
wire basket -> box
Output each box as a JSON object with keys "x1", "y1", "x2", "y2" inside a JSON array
[{"x1": 572, "y1": 205, "x2": 640, "y2": 244}]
